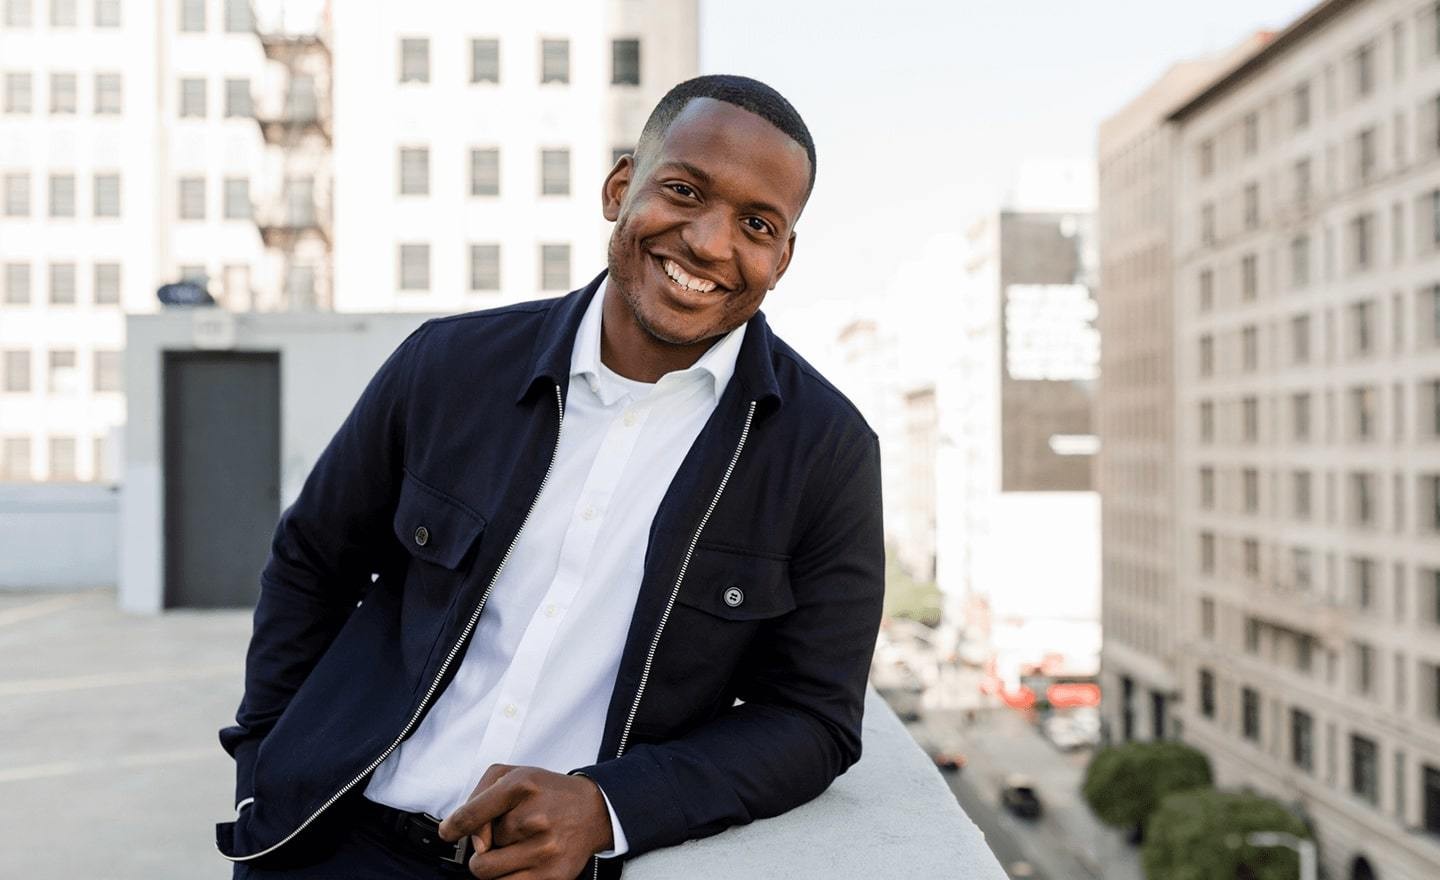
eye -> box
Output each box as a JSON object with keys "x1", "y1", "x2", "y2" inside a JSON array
[
  {"x1": 744, "y1": 216, "x2": 774, "y2": 236},
  {"x1": 666, "y1": 183, "x2": 698, "y2": 199}
]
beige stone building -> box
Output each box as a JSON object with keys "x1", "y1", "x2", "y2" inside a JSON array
[{"x1": 1168, "y1": 1, "x2": 1440, "y2": 876}]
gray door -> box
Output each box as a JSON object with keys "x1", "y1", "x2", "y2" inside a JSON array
[{"x1": 164, "y1": 351, "x2": 280, "y2": 608}]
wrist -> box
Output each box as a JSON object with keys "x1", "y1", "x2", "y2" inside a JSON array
[{"x1": 571, "y1": 772, "x2": 614, "y2": 854}]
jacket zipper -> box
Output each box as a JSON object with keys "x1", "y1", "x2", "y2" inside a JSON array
[
  {"x1": 223, "y1": 384, "x2": 566, "y2": 863},
  {"x1": 590, "y1": 399, "x2": 757, "y2": 880}
]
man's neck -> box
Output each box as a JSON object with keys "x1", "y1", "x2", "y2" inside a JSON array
[{"x1": 600, "y1": 289, "x2": 718, "y2": 383}]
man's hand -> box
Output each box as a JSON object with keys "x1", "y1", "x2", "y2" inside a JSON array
[{"x1": 438, "y1": 764, "x2": 614, "y2": 880}]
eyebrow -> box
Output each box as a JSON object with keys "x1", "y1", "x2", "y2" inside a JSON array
[{"x1": 656, "y1": 160, "x2": 791, "y2": 227}]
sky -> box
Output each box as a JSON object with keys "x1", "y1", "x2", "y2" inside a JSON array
[{"x1": 698, "y1": 0, "x2": 1318, "y2": 365}]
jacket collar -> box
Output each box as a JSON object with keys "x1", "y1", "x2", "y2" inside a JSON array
[{"x1": 516, "y1": 269, "x2": 784, "y2": 411}]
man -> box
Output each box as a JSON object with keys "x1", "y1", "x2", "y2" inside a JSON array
[{"x1": 217, "y1": 74, "x2": 884, "y2": 880}]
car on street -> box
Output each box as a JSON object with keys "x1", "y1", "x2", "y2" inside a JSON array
[
  {"x1": 999, "y1": 775, "x2": 1043, "y2": 819},
  {"x1": 929, "y1": 747, "x2": 967, "y2": 772}
]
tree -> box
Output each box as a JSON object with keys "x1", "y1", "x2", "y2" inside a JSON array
[
  {"x1": 1082, "y1": 740, "x2": 1212, "y2": 833},
  {"x1": 1142, "y1": 789, "x2": 1312, "y2": 880}
]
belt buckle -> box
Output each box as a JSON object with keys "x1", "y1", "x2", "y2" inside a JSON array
[{"x1": 403, "y1": 812, "x2": 472, "y2": 866}]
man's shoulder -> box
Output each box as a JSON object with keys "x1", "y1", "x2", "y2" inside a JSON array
[{"x1": 764, "y1": 325, "x2": 877, "y2": 444}]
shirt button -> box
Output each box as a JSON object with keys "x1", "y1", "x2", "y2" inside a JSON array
[
  {"x1": 582, "y1": 506, "x2": 597, "y2": 521},
  {"x1": 413, "y1": 526, "x2": 429, "y2": 547},
  {"x1": 623, "y1": 410, "x2": 638, "y2": 427},
  {"x1": 545, "y1": 604, "x2": 559, "y2": 618},
  {"x1": 503, "y1": 703, "x2": 518, "y2": 718}
]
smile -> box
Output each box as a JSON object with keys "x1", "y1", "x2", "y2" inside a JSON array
[{"x1": 660, "y1": 257, "x2": 721, "y2": 294}]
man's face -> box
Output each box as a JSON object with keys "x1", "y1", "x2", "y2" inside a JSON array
[{"x1": 603, "y1": 98, "x2": 811, "y2": 348}]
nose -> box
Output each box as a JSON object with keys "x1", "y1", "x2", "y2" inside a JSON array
[{"x1": 681, "y1": 208, "x2": 734, "y2": 265}]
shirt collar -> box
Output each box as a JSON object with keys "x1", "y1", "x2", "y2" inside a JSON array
[{"x1": 570, "y1": 277, "x2": 747, "y2": 405}]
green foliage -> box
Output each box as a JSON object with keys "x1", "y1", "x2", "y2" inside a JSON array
[
  {"x1": 1142, "y1": 789, "x2": 1311, "y2": 880},
  {"x1": 1082, "y1": 740, "x2": 1213, "y2": 830},
  {"x1": 883, "y1": 550, "x2": 942, "y2": 627}
]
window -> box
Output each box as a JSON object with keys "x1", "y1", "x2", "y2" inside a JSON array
[
  {"x1": 1294, "y1": 158, "x2": 1311, "y2": 207},
  {"x1": 224, "y1": 0, "x2": 253, "y2": 32},
  {"x1": 399, "y1": 147, "x2": 429, "y2": 196},
  {"x1": 1201, "y1": 598, "x2": 1216, "y2": 639},
  {"x1": 93, "y1": 173, "x2": 119, "y2": 218},
  {"x1": 1198, "y1": 268, "x2": 1213, "y2": 311},
  {"x1": 284, "y1": 264, "x2": 316, "y2": 309},
  {"x1": 1293, "y1": 83, "x2": 1311, "y2": 130},
  {"x1": 1425, "y1": 765, "x2": 1440, "y2": 835},
  {"x1": 3, "y1": 0, "x2": 31, "y2": 27},
  {"x1": 471, "y1": 38, "x2": 499, "y2": 83},
  {"x1": 1, "y1": 437, "x2": 31, "y2": 481},
  {"x1": 1199, "y1": 140, "x2": 1214, "y2": 177},
  {"x1": 1294, "y1": 470, "x2": 1313, "y2": 519},
  {"x1": 1432, "y1": 190, "x2": 1440, "y2": 248},
  {"x1": 49, "y1": 0, "x2": 74, "y2": 27},
  {"x1": 48, "y1": 174, "x2": 74, "y2": 217},
  {"x1": 49, "y1": 72, "x2": 76, "y2": 114},
  {"x1": 470, "y1": 147, "x2": 499, "y2": 196},
  {"x1": 1198, "y1": 335, "x2": 1213, "y2": 377},
  {"x1": 224, "y1": 78, "x2": 251, "y2": 118},
  {"x1": 1200, "y1": 532, "x2": 1216, "y2": 574},
  {"x1": 1200, "y1": 466, "x2": 1215, "y2": 509},
  {"x1": 3, "y1": 263, "x2": 30, "y2": 304},
  {"x1": 1199, "y1": 669, "x2": 1216, "y2": 718},
  {"x1": 178, "y1": 177, "x2": 205, "y2": 220},
  {"x1": 1292, "y1": 315, "x2": 1311, "y2": 363},
  {"x1": 1243, "y1": 467, "x2": 1259, "y2": 513},
  {"x1": 1355, "y1": 43, "x2": 1375, "y2": 97},
  {"x1": 93, "y1": 350, "x2": 120, "y2": 393},
  {"x1": 541, "y1": 244, "x2": 571, "y2": 291},
  {"x1": 1243, "y1": 396, "x2": 1259, "y2": 442},
  {"x1": 1358, "y1": 127, "x2": 1377, "y2": 182},
  {"x1": 179, "y1": 77, "x2": 206, "y2": 117},
  {"x1": 179, "y1": 0, "x2": 204, "y2": 32},
  {"x1": 3, "y1": 173, "x2": 28, "y2": 216},
  {"x1": 541, "y1": 39, "x2": 569, "y2": 84},
  {"x1": 94, "y1": 72, "x2": 121, "y2": 114},
  {"x1": 2, "y1": 349, "x2": 29, "y2": 392},
  {"x1": 1353, "y1": 212, "x2": 1374, "y2": 269},
  {"x1": 286, "y1": 75, "x2": 316, "y2": 120},
  {"x1": 1242, "y1": 687, "x2": 1261, "y2": 741},
  {"x1": 469, "y1": 244, "x2": 500, "y2": 291},
  {"x1": 398, "y1": 243, "x2": 429, "y2": 291},
  {"x1": 47, "y1": 349, "x2": 76, "y2": 393},
  {"x1": 1429, "y1": 380, "x2": 1440, "y2": 437},
  {"x1": 1353, "y1": 641, "x2": 1376, "y2": 695},
  {"x1": 283, "y1": 175, "x2": 314, "y2": 225},
  {"x1": 1199, "y1": 400, "x2": 1214, "y2": 443},
  {"x1": 1243, "y1": 538, "x2": 1260, "y2": 577},
  {"x1": 1352, "y1": 300, "x2": 1374, "y2": 355},
  {"x1": 1350, "y1": 556, "x2": 1377, "y2": 612},
  {"x1": 1352, "y1": 387, "x2": 1376, "y2": 440},
  {"x1": 223, "y1": 177, "x2": 249, "y2": 220},
  {"x1": 1352, "y1": 734, "x2": 1379, "y2": 804},
  {"x1": 1244, "y1": 182, "x2": 1259, "y2": 229},
  {"x1": 48, "y1": 263, "x2": 75, "y2": 304},
  {"x1": 541, "y1": 148, "x2": 570, "y2": 195},
  {"x1": 94, "y1": 0, "x2": 119, "y2": 27},
  {"x1": 3, "y1": 72, "x2": 30, "y2": 114},
  {"x1": 1201, "y1": 203, "x2": 1215, "y2": 245},
  {"x1": 1242, "y1": 325, "x2": 1258, "y2": 371},
  {"x1": 1291, "y1": 235, "x2": 1310, "y2": 287},
  {"x1": 1291, "y1": 709, "x2": 1314, "y2": 771},
  {"x1": 399, "y1": 38, "x2": 429, "y2": 83},
  {"x1": 612, "y1": 38, "x2": 640, "y2": 85},
  {"x1": 1294, "y1": 547, "x2": 1314, "y2": 590},
  {"x1": 1243, "y1": 113, "x2": 1259, "y2": 155},
  {"x1": 47, "y1": 436, "x2": 75, "y2": 481},
  {"x1": 93, "y1": 263, "x2": 119, "y2": 305},
  {"x1": 1352, "y1": 471, "x2": 1376, "y2": 526},
  {"x1": 1426, "y1": 474, "x2": 1440, "y2": 531},
  {"x1": 1241, "y1": 253, "x2": 1258, "y2": 299}
]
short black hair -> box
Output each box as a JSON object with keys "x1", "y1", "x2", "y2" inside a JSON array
[{"x1": 635, "y1": 74, "x2": 817, "y2": 197}]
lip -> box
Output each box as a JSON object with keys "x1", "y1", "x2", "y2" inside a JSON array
[{"x1": 651, "y1": 253, "x2": 731, "y2": 295}]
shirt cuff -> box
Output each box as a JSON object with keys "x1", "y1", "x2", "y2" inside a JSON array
[{"x1": 593, "y1": 784, "x2": 630, "y2": 859}]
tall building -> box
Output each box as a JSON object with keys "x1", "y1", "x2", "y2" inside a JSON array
[
  {"x1": 329, "y1": 1, "x2": 699, "y2": 312},
  {"x1": 0, "y1": 0, "x2": 699, "y2": 484},
  {"x1": 1096, "y1": 50, "x2": 1255, "y2": 744},
  {"x1": 1169, "y1": 1, "x2": 1440, "y2": 875}
]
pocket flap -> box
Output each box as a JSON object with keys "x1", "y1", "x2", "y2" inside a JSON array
[
  {"x1": 676, "y1": 544, "x2": 795, "y2": 621},
  {"x1": 392, "y1": 472, "x2": 486, "y2": 570}
]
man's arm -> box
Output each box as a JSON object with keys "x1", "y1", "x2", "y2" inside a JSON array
[
  {"x1": 574, "y1": 429, "x2": 885, "y2": 856},
  {"x1": 218, "y1": 325, "x2": 427, "y2": 809}
]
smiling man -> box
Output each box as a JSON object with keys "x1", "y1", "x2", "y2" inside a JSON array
[{"x1": 217, "y1": 75, "x2": 884, "y2": 880}]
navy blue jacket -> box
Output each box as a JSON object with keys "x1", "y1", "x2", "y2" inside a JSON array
[{"x1": 216, "y1": 273, "x2": 885, "y2": 877}]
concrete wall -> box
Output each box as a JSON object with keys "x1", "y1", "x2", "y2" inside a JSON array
[
  {"x1": 120, "y1": 308, "x2": 441, "y2": 613},
  {"x1": 0, "y1": 483, "x2": 119, "y2": 589},
  {"x1": 626, "y1": 689, "x2": 1007, "y2": 880}
]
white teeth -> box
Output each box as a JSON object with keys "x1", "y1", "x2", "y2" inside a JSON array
[{"x1": 663, "y1": 259, "x2": 718, "y2": 293}]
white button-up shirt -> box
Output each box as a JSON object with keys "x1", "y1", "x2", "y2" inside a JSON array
[{"x1": 365, "y1": 280, "x2": 746, "y2": 857}]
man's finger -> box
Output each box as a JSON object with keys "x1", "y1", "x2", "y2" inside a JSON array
[
  {"x1": 470, "y1": 821, "x2": 492, "y2": 856},
  {"x1": 465, "y1": 834, "x2": 558, "y2": 880},
  {"x1": 439, "y1": 773, "x2": 529, "y2": 842}
]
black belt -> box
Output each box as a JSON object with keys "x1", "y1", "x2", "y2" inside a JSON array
[{"x1": 357, "y1": 797, "x2": 474, "y2": 868}]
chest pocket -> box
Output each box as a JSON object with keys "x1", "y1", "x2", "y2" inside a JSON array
[
  {"x1": 391, "y1": 471, "x2": 487, "y2": 571},
  {"x1": 675, "y1": 543, "x2": 795, "y2": 621}
]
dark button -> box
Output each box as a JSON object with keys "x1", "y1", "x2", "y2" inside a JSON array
[
  {"x1": 723, "y1": 586, "x2": 744, "y2": 608},
  {"x1": 414, "y1": 526, "x2": 429, "y2": 547}
]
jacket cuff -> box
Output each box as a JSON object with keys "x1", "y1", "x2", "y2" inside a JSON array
[
  {"x1": 572, "y1": 754, "x2": 688, "y2": 858},
  {"x1": 230, "y1": 735, "x2": 262, "y2": 807}
]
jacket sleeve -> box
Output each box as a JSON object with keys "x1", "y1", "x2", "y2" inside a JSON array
[
  {"x1": 575, "y1": 429, "x2": 885, "y2": 857},
  {"x1": 217, "y1": 324, "x2": 427, "y2": 808}
]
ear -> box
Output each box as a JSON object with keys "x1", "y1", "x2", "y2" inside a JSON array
[
  {"x1": 769, "y1": 232, "x2": 798, "y2": 289},
  {"x1": 601, "y1": 154, "x2": 634, "y2": 222}
]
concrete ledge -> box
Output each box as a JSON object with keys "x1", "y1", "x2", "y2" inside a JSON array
[
  {"x1": 0, "y1": 483, "x2": 119, "y2": 590},
  {"x1": 625, "y1": 688, "x2": 1006, "y2": 879}
]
